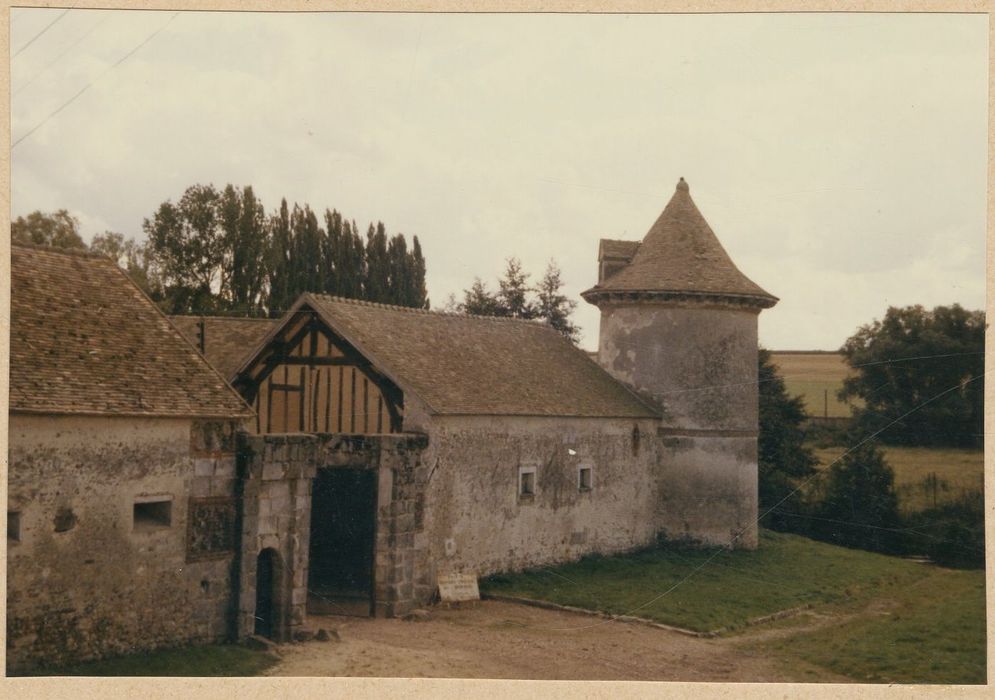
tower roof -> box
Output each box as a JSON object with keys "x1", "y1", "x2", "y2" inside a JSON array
[{"x1": 582, "y1": 178, "x2": 777, "y2": 308}]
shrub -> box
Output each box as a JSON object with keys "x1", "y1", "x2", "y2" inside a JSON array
[
  {"x1": 903, "y1": 490, "x2": 985, "y2": 569},
  {"x1": 808, "y1": 442, "x2": 904, "y2": 554}
]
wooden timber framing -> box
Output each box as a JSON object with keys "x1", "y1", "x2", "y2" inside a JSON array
[{"x1": 233, "y1": 307, "x2": 403, "y2": 435}]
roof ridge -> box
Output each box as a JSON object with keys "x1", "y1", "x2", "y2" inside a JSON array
[
  {"x1": 309, "y1": 293, "x2": 556, "y2": 329},
  {"x1": 168, "y1": 314, "x2": 277, "y2": 322},
  {"x1": 12, "y1": 242, "x2": 110, "y2": 261}
]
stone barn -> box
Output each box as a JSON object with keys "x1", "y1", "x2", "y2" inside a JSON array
[
  {"x1": 6, "y1": 245, "x2": 253, "y2": 673},
  {"x1": 7, "y1": 178, "x2": 777, "y2": 665},
  {"x1": 211, "y1": 178, "x2": 777, "y2": 639}
]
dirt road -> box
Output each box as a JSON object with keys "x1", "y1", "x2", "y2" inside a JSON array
[{"x1": 263, "y1": 600, "x2": 846, "y2": 682}]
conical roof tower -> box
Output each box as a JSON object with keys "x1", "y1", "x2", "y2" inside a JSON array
[{"x1": 582, "y1": 178, "x2": 777, "y2": 308}]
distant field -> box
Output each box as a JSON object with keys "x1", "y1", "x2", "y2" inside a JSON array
[
  {"x1": 769, "y1": 352, "x2": 854, "y2": 419},
  {"x1": 811, "y1": 445, "x2": 984, "y2": 513}
]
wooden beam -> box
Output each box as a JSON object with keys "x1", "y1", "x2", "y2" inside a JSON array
[
  {"x1": 277, "y1": 356, "x2": 358, "y2": 366},
  {"x1": 312, "y1": 323, "x2": 404, "y2": 433}
]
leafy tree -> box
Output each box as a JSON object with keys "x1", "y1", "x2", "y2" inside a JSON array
[
  {"x1": 497, "y1": 258, "x2": 536, "y2": 319},
  {"x1": 143, "y1": 184, "x2": 225, "y2": 313},
  {"x1": 757, "y1": 348, "x2": 818, "y2": 530},
  {"x1": 455, "y1": 257, "x2": 580, "y2": 342},
  {"x1": 289, "y1": 204, "x2": 324, "y2": 299},
  {"x1": 340, "y1": 218, "x2": 366, "y2": 300},
  {"x1": 809, "y1": 442, "x2": 902, "y2": 553},
  {"x1": 839, "y1": 304, "x2": 985, "y2": 448},
  {"x1": 459, "y1": 278, "x2": 504, "y2": 316},
  {"x1": 219, "y1": 185, "x2": 269, "y2": 314},
  {"x1": 409, "y1": 235, "x2": 428, "y2": 309},
  {"x1": 386, "y1": 233, "x2": 410, "y2": 306},
  {"x1": 266, "y1": 198, "x2": 293, "y2": 315},
  {"x1": 11, "y1": 209, "x2": 87, "y2": 250},
  {"x1": 364, "y1": 222, "x2": 390, "y2": 302},
  {"x1": 90, "y1": 231, "x2": 159, "y2": 298},
  {"x1": 536, "y1": 260, "x2": 579, "y2": 341}
]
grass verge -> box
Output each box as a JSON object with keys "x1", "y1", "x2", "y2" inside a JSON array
[
  {"x1": 17, "y1": 642, "x2": 277, "y2": 677},
  {"x1": 481, "y1": 530, "x2": 932, "y2": 633},
  {"x1": 480, "y1": 529, "x2": 986, "y2": 683},
  {"x1": 761, "y1": 565, "x2": 986, "y2": 684}
]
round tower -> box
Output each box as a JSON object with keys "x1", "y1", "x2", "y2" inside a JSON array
[{"x1": 582, "y1": 178, "x2": 777, "y2": 548}]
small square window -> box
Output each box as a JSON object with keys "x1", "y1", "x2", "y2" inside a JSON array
[
  {"x1": 519, "y1": 467, "x2": 536, "y2": 498},
  {"x1": 134, "y1": 497, "x2": 172, "y2": 531},
  {"x1": 8, "y1": 511, "x2": 21, "y2": 542},
  {"x1": 578, "y1": 467, "x2": 593, "y2": 492}
]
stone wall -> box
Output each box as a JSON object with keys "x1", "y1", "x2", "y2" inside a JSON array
[
  {"x1": 6, "y1": 415, "x2": 241, "y2": 673},
  {"x1": 597, "y1": 302, "x2": 760, "y2": 432},
  {"x1": 596, "y1": 301, "x2": 761, "y2": 549},
  {"x1": 236, "y1": 432, "x2": 429, "y2": 634},
  {"x1": 236, "y1": 433, "x2": 317, "y2": 642},
  {"x1": 417, "y1": 414, "x2": 662, "y2": 583},
  {"x1": 656, "y1": 434, "x2": 759, "y2": 548}
]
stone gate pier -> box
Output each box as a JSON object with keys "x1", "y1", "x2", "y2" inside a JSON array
[{"x1": 236, "y1": 431, "x2": 430, "y2": 642}]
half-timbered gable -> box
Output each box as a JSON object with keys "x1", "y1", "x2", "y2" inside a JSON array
[{"x1": 231, "y1": 305, "x2": 403, "y2": 435}]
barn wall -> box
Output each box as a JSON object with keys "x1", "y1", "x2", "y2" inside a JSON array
[
  {"x1": 418, "y1": 415, "x2": 662, "y2": 581},
  {"x1": 6, "y1": 415, "x2": 241, "y2": 673}
]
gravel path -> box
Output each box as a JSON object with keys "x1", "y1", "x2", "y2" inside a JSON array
[{"x1": 263, "y1": 600, "x2": 848, "y2": 682}]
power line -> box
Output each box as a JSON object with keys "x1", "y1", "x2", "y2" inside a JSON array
[
  {"x1": 12, "y1": 11, "x2": 179, "y2": 150},
  {"x1": 14, "y1": 13, "x2": 111, "y2": 98},
  {"x1": 11, "y1": 7, "x2": 71, "y2": 59}
]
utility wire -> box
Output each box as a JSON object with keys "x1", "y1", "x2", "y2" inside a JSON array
[
  {"x1": 12, "y1": 11, "x2": 179, "y2": 150},
  {"x1": 11, "y1": 7, "x2": 71, "y2": 59},
  {"x1": 14, "y1": 13, "x2": 111, "y2": 97}
]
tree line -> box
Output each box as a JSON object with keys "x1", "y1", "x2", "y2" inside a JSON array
[
  {"x1": 13, "y1": 192, "x2": 585, "y2": 340},
  {"x1": 758, "y1": 303, "x2": 985, "y2": 568},
  {"x1": 12, "y1": 184, "x2": 429, "y2": 316}
]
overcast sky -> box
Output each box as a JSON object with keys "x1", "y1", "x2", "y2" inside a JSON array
[{"x1": 10, "y1": 10, "x2": 988, "y2": 350}]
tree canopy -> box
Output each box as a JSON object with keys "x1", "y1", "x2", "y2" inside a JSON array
[
  {"x1": 12, "y1": 209, "x2": 87, "y2": 250},
  {"x1": 139, "y1": 183, "x2": 429, "y2": 315},
  {"x1": 453, "y1": 258, "x2": 580, "y2": 342},
  {"x1": 12, "y1": 185, "x2": 430, "y2": 318},
  {"x1": 839, "y1": 304, "x2": 985, "y2": 448}
]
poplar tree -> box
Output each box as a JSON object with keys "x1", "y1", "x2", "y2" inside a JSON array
[{"x1": 364, "y1": 222, "x2": 390, "y2": 302}]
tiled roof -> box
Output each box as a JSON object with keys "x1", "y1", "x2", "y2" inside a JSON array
[
  {"x1": 10, "y1": 245, "x2": 253, "y2": 418},
  {"x1": 599, "y1": 239, "x2": 641, "y2": 261},
  {"x1": 255, "y1": 294, "x2": 659, "y2": 419},
  {"x1": 583, "y1": 179, "x2": 777, "y2": 307},
  {"x1": 170, "y1": 316, "x2": 278, "y2": 379}
]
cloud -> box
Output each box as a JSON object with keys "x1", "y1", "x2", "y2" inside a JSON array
[{"x1": 11, "y1": 10, "x2": 987, "y2": 350}]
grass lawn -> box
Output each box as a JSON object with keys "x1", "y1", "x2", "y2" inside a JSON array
[
  {"x1": 480, "y1": 530, "x2": 986, "y2": 683},
  {"x1": 770, "y1": 352, "x2": 854, "y2": 418},
  {"x1": 18, "y1": 642, "x2": 277, "y2": 677},
  {"x1": 811, "y1": 445, "x2": 984, "y2": 512},
  {"x1": 762, "y1": 565, "x2": 986, "y2": 684}
]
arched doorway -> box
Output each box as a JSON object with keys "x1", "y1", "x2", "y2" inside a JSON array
[{"x1": 255, "y1": 548, "x2": 281, "y2": 639}]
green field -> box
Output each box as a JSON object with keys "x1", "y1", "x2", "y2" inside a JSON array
[
  {"x1": 770, "y1": 351, "x2": 854, "y2": 419},
  {"x1": 812, "y1": 445, "x2": 984, "y2": 513},
  {"x1": 481, "y1": 530, "x2": 986, "y2": 684}
]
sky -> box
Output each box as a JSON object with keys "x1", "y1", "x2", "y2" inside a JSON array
[{"x1": 9, "y1": 10, "x2": 989, "y2": 351}]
